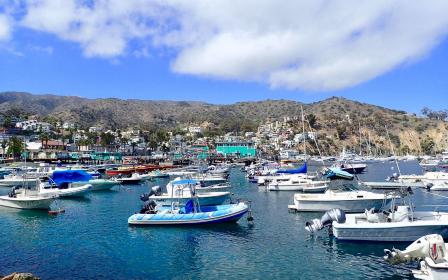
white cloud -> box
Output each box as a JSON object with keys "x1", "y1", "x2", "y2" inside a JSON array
[
  {"x1": 7, "y1": 0, "x2": 448, "y2": 90},
  {"x1": 0, "y1": 14, "x2": 11, "y2": 41}
]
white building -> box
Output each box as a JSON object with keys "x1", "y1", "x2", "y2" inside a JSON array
[{"x1": 188, "y1": 126, "x2": 203, "y2": 134}]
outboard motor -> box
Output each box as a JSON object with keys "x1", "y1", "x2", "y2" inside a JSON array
[
  {"x1": 140, "y1": 185, "x2": 162, "y2": 201},
  {"x1": 140, "y1": 200, "x2": 157, "y2": 214},
  {"x1": 426, "y1": 183, "x2": 433, "y2": 191},
  {"x1": 305, "y1": 208, "x2": 346, "y2": 233},
  {"x1": 150, "y1": 185, "x2": 162, "y2": 196}
]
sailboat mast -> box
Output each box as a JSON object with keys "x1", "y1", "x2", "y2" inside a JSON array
[
  {"x1": 358, "y1": 122, "x2": 362, "y2": 156},
  {"x1": 301, "y1": 105, "x2": 306, "y2": 161}
]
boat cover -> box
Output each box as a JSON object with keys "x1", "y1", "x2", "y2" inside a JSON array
[
  {"x1": 52, "y1": 170, "x2": 92, "y2": 185},
  {"x1": 277, "y1": 163, "x2": 307, "y2": 174},
  {"x1": 324, "y1": 168, "x2": 354, "y2": 180}
]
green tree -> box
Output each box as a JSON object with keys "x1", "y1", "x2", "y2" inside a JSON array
[
  {"x1": 100, "y1": 132, "x2": 115, "y2": 147},
  {"x1": 421, "y1": 137, "x2": 435, "y2": 155},
  {"x1": 306, "y1": 114, "x2": 318, "y2": 129},
  {"x1": 7, "y1": 137, "x2": 25, "y2": 159}
]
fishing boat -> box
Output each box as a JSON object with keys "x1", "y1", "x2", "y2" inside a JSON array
[
  {"x1": 305, "y1": 192, "x2": 448, "y2": 241},
  {"x1": 289, "y1": 183, "x2": 394, "y2": 212},
  {"x1": 0, "y1": 186, "x2": 57, "y2": 209},
  {"x1": 40, "y1": 170, "x2": 94, "y2": 198},
  {"x1": 144, "y1": 180, "x2": 230, "y2": 206},
  {"x1": 128, "y1": 182, "x2": 249, "y2": 226},
  {"x1": 384, "y1": 234, "x2": 448, "y2": 280}
]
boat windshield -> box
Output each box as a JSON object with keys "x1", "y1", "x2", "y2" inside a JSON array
[{"x1": 332, "y1": 183, "x2": 358, "y2": 192}]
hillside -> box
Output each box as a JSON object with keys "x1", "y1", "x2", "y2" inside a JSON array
[{"x1": 0, "y1": 92, "x2": 446, "y2": 154}]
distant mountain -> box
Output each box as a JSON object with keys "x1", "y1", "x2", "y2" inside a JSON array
[{"x1": 0, "y1": 91, "x2": 446, "y2": 154}]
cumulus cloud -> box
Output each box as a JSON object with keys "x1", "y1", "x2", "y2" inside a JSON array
[
  {"x1": 7, "y1": 0, "x2": 448, "y2": 90},
  {"x1": 0, "y1": 14, "x2": 11, "y2": 41}
]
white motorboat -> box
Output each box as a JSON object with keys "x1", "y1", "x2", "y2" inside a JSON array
[
  {"x1": 116, "y1": 173, "x2": 144, "y2": 185},
  {"x1": 267, "y1": 176, "x2": 328, "y2": 192},
  {"x1": 0, "y1": 186, "x2": 57, "y2": 209},
  {"x1": 144, "y1": 180, "x2": 230, "y2": 206},
  {"x1": 257, "y1": 173, "x2": 315, "y2": 186},
  {"x1": 289, "y1": 184, "x2": 394, "y2": 212},
  {"x1": 399, "y1": 172, "x2": 448, "y2": 191},
  {"x1": 72, "y1": 179, "x2": 118, "y2": 191},
  {"x1": 40, "y1": 182, "x2": 93, "y2": 198},
  {"x1": 384, "y1": 234, "x2": 448, "y2": 280},
  {"x1": 305, "y1": 194, "x2": 448, "y2": 241}
]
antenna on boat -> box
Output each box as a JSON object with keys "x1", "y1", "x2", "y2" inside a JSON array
[{"x1": 301, "y1": 105, "x2": 307, "y2": 163}]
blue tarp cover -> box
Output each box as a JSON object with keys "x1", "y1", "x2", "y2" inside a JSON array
[
  {"x1": 52, "y1": 170, "x2": 92, "y2": 185},
  {"x1": 277, "y1": 163, "x2": 307, "y2": 174}
]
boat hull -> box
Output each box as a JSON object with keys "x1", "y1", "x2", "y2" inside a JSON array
[
  {"x1": 0, "y1": 196, "x2": 55, "y2": 209},
  {"x1": 128, "y1": 203, "x2": 248, "y2": 225},
  {"x1": 293, "y1": 198, "x2": 388, "y2": 213},
  {"x1": 333, "y1": 223, "x2": 448, "y2": 242}
]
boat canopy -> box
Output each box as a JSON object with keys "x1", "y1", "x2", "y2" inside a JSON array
[
  {"x1": 52, "y1": 170, "x2": 92, "y2": 185},
  {"x1": 172, "y1": 179, "x2": 199, "y2": 185},
  {"x1": 277, "y1": 163, "x2": 307, "y2": 174}
]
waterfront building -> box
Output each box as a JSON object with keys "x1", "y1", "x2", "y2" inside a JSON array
[{"x1": 216, "y1": 141, "x2": 256, "y2": 158}]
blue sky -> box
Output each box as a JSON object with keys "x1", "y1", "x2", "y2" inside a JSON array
[{"x1": 0, "y1": 1, "x2": 447, "y2": 114}]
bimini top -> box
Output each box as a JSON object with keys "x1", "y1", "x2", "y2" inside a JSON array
[
  {"x1": 277, "y1": 163, "x2": 307, "y2": 174},
  {"x1": 172, "y1": 179, "x2": 199, "y2": 185},
  {"x1": 52, "y1": 170, "x2": 92, "y2": 185}
]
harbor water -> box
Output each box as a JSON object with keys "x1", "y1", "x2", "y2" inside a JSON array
[{"x1": 0, "y1": 161, "x2": 445, "y2": 279}]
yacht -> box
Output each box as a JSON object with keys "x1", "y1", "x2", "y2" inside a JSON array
[{"x1": 267, "y1": 176, "x2": 328, "y2": 192}]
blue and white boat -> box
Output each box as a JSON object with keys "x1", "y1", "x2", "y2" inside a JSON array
[
  {"x1": 148, "y1": 179, "x2": 231, "y2": 206},
  {"x1": 128, "y1": 201, "x2": 249, "y2": 226}
]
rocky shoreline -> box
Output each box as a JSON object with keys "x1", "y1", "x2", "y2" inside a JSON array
[{"x1": 1, "y1": 273, "x2": 39, "y2": 280}]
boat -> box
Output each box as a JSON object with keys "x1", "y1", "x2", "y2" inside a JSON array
[
  {"x1": 128, "y1": 182, "x2": 249, "y2": 226},
  {"x1": 289, "y1": 183, "x2": 394, "y2": 212},
  {"x1": 384, "y1": 234, "x2": 448, "y2": 280},
  {"x1": 0, "y1": 186, "x2": 57, "y2": 209},
  {"x1": 399, "y1": 172, "x2": 448, "y2": 191},
  {"x1": 148, "y1": 170, "x2": 170, "y2": 178},
  {"x1": 128, "y1": 201, "x2": 249, "y2": 226},
  {"x1": 323, "y1": 167, "x2": 354, "y2": 180},
  {"x1": 335, "y1": 163, "x2": 367, "y2": 174},
  {"x1": 116, "y1": 173, "x2": 144, "y2": 185},
  {"x1": 144, "y1": 180, "x2": 230, "y2": 206},
  {"x1": 267, "y1": 176, "x2": 328, "y2": 192},
  {"x1": 39, "y1": 170, "x2": 94, "y2": 198},
  {"x1": 305, "y1": 192, "x2": 448, "y2": 241}
]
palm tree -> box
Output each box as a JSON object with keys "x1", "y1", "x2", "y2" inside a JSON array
[{"x1": 1, "y1": 139, "x2": 7, "y2": 158}]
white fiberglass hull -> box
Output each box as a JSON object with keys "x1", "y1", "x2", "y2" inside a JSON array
[
  {"x1": 41, "y1": 184, "x2": 92, "y2": 197},
  {"x1": 73, "y1": 180, "x2": 117, "y2": 191},
  {"x1": 413, "y1": 261, "x2": 448, "y2": 280},
  {"x1": 293, "y1": 198, "x2": 387, "y2": 213},
  {"x1": 333, "y1": 212, "x2": 448, "y2": 241},
  {"x1": 0, "y1": 196, "x2": 55, "y2": 209}
]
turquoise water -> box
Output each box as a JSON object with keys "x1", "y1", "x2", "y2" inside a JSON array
[{"x1": 0, "y1": 161, "x2": 446, "y2": 279}]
